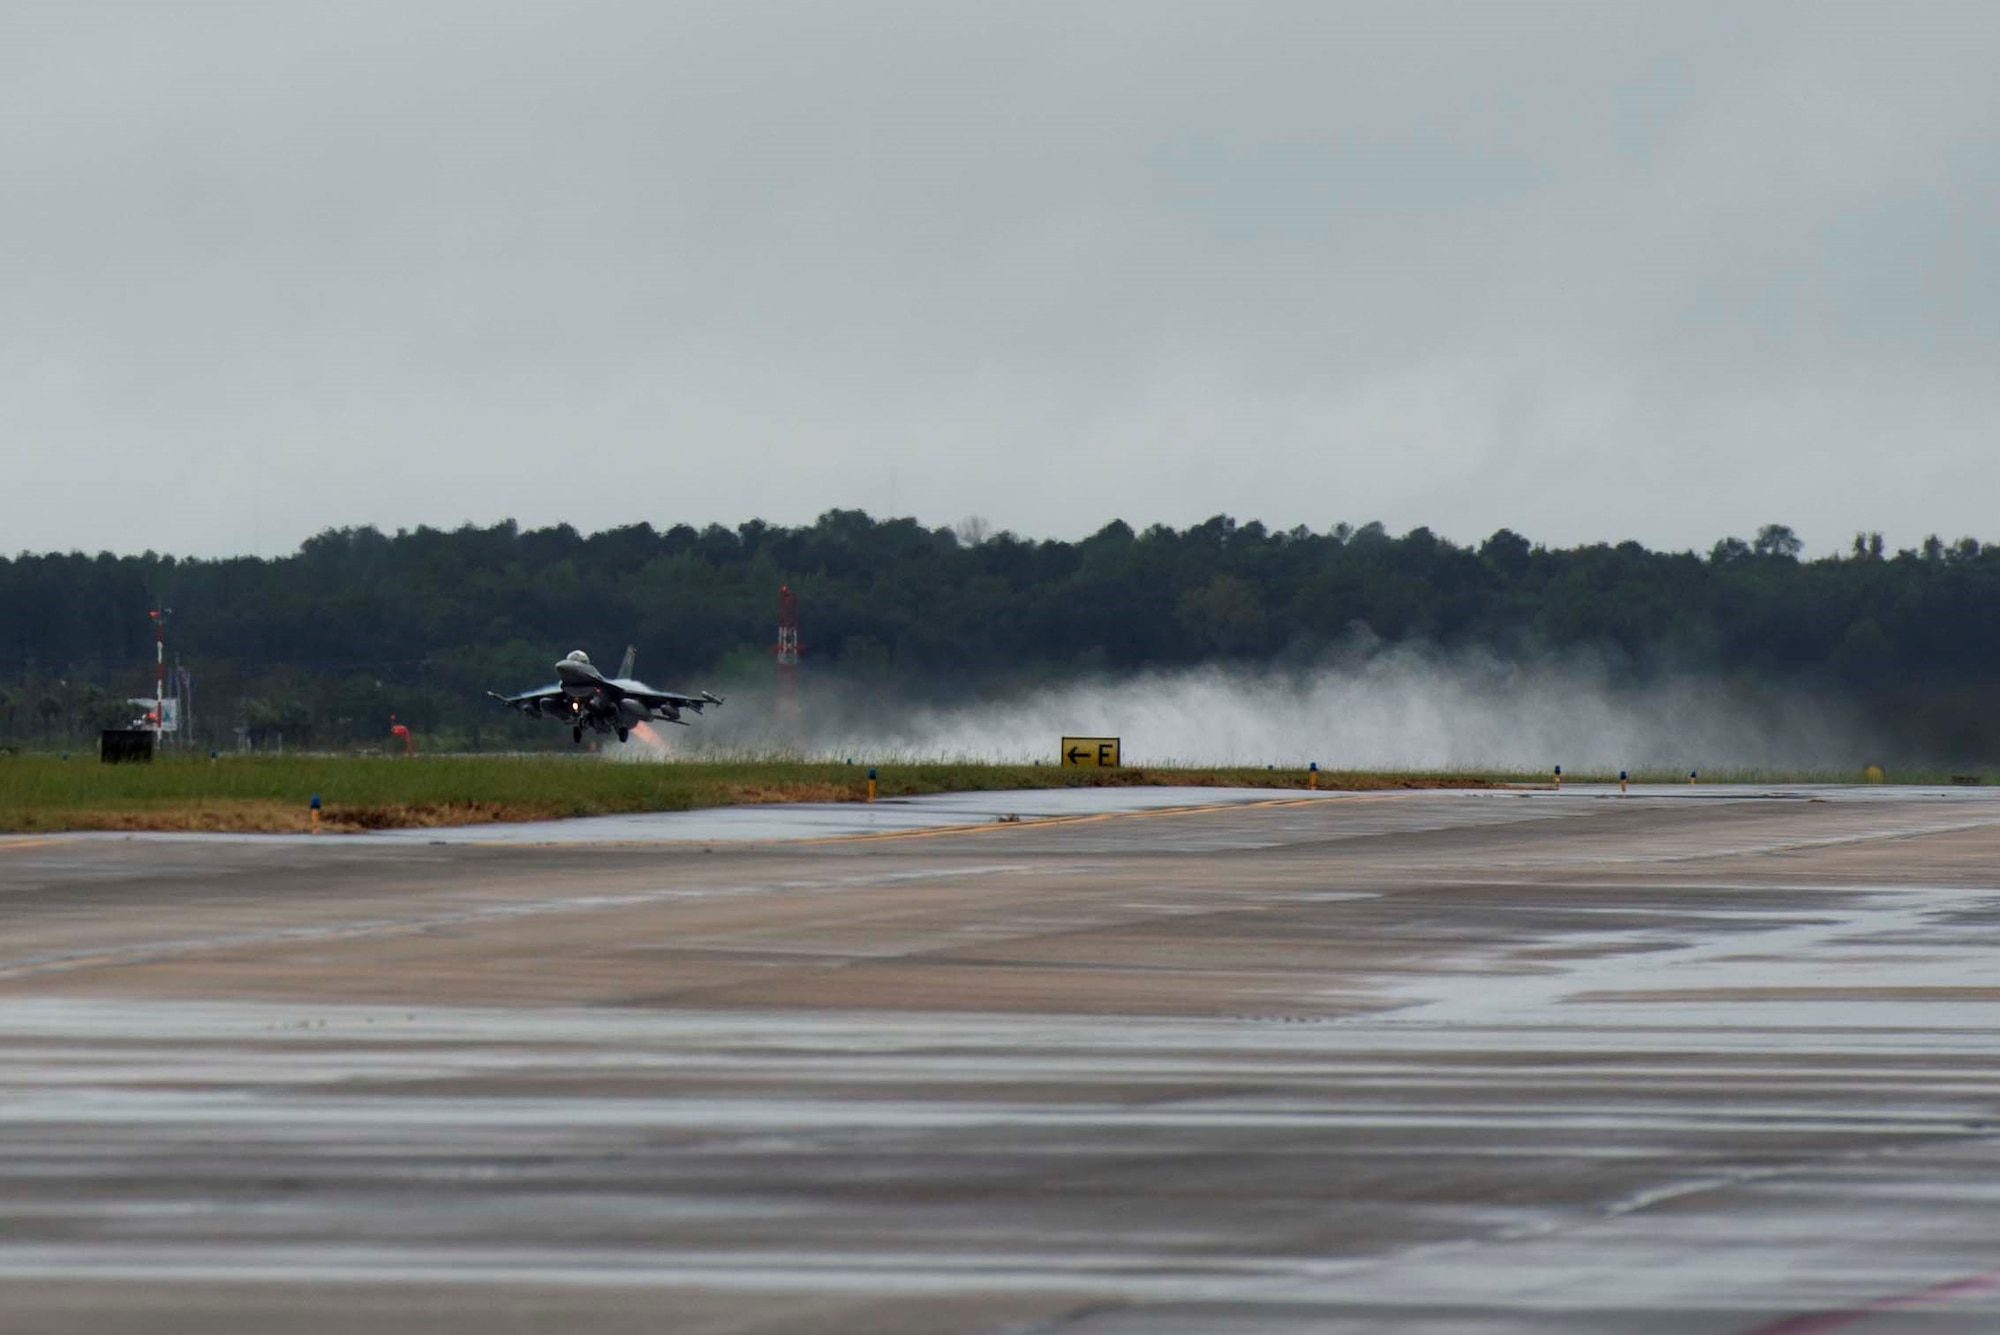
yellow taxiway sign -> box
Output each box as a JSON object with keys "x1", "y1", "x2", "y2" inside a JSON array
[{"x1": 1060, "y1": 736, "x2": 1121, "y2": 768}]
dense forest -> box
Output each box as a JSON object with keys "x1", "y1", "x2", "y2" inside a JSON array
[{"x1": 3, "y1": 511, "x2": 1998, "y2": 758}]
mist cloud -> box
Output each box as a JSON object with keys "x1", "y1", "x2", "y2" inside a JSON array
[{"x1": 674, "y1": 650, "x2": 1866, "y2": 772}]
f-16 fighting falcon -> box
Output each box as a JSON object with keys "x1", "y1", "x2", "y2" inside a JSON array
[{"x1": 488, "y1": 646, "x2": 722, "y2": 744}]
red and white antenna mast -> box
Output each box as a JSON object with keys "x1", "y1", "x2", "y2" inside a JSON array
[
  {"x1": 775, "y1": 585, "x2": 801, "y2": 723},
  {"x1": 148, "y1": 608, "x2": 168, "y2": 743}
]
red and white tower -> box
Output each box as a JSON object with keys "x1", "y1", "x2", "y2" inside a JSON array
[
  {"x1": 775, "y1": 585, "x2": 801, "y2": 723},
  {"x1": 148, "y1": 608, "x2": 167, "y2": 741}
]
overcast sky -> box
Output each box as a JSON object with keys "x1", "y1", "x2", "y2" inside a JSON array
[{"x1": 4, "y1": 1, "x2": 1996, "y2": 558}]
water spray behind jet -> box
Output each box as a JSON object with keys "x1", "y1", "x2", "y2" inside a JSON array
[{"x1": 683, "y1": 651, "x2": 1871, "y2": 771}]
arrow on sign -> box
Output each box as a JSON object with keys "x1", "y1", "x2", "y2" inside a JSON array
[{"x1": 1066, "y1": 747, "x2": 1090, "y2": 764}]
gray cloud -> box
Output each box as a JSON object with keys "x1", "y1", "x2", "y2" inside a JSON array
[{"x1": 4, "y1": 1, "x2": 1997, "y2": 556}]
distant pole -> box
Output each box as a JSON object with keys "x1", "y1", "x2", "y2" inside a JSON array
[
  {"x1": 1553, "y1": 765, "x2": 1562, "y2": 791},
  {"x1": 775, "y1": 585, "x2": 802, "y2": 726},
  {"x1": 1619, "y1": 769, "x2": 1629, "y2": 795},
  {"x1": 148, "y1": 609, "x2": 167, "y2": 749},
  {"x1": 310, "y1": 792, "x2": 321, "y2": 834},
  {"x1": 1308, "y1": 761, "x2": 1318, "y2": 791},
  {"x1": 867, "y1": 766, "x2": 877, "y2": 803}
]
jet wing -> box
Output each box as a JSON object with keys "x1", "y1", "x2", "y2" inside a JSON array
[
  {"x1": 487, "y1": 684, "x2": 566, "y2": 715},
  {"x1": 611, "y1": 680, "x2": 723, "y2": 713}
]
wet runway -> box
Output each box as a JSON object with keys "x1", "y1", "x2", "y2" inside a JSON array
[{"x1": 7, "y1": 786, "x2": 2000, "y2": 1331}]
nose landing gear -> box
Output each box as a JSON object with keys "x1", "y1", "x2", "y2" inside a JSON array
[{"x1": 572, "y1": 725, "x2": 583, "y2": 744}]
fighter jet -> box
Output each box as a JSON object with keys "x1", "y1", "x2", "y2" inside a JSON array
[{"x1": 488, "y1": 646, "x2": 722, "y2": 744}]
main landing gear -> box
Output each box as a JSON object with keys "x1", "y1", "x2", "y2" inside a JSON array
[{"x1": 616, "y1": 727, "x2": 630, "y2": 743}]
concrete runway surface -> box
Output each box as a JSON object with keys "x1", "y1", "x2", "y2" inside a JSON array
[{"x1": 7, "y1": 785, "x2": 2000, "y2": 1332}]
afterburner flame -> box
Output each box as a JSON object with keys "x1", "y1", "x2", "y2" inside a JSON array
[{"x1": 616, "y1": 720, "x2": 674, "y2": 760}]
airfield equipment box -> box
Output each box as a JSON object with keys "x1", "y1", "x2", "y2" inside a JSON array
[{"x1": 99, "y1": 729, "x2": 154, "y2": 764}]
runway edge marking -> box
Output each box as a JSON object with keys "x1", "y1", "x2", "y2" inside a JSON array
[
  {"x1": 0, "y1": 836, "x2": 74, "y2": 851},
  {"x1": 791, "y1": 790, "x2": 1412, "y2": 847},
  {"x1": 0, "y1": 792, "x2": 1427, "y2": 851},
  {"x1": 431, "y1": 790, "x2": 1424, "y2": 849}
]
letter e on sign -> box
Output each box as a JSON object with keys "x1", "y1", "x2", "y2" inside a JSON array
[{"x1": 1060, "y1": 736, "x2": 1121, "y2": 768}]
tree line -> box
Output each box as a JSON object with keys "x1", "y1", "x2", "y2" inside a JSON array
[{"x1": 3, "y1": 512, "x2": 1998, "y2": 757}]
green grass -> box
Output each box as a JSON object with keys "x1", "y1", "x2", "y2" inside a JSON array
[
  {"x1": 0, "y1": 752, "x2": 1972, "y2": 834},
  {"x1": 1571, "y1": 766, "x2": 1988, "y2": 785},
  {"x1": 0, "y1": 753, "x2": 1532, "y2": 833}
]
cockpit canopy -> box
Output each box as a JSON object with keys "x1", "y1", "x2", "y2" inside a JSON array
[{"x1": 564, "y1": 650, "x2": 591, "y2": 664}]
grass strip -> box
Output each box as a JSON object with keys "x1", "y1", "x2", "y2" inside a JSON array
[
  {"x1": 0, "y1": 754, "x2": 1515, "y2": 833},
  {"x1": 0, "y1": 753, "x2": 1953, "y2": 834}
]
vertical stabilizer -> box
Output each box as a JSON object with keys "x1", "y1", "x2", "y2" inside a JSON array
[{"x1": 617, "y1": 645, "x2": 637, "y2": 680}]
